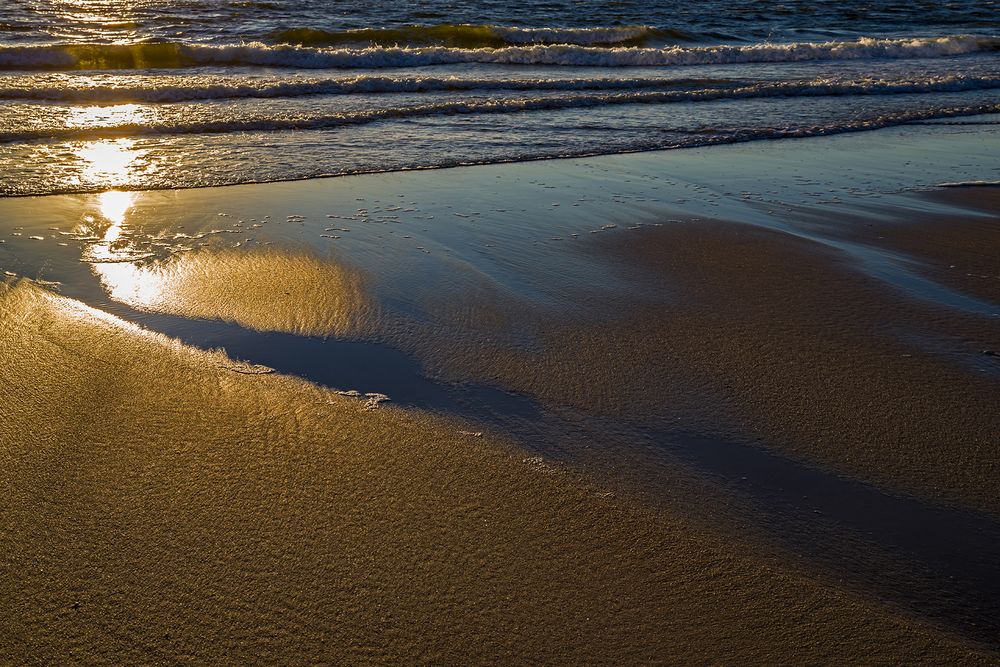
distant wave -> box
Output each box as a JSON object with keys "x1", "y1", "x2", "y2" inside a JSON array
[
  {"x1": 4, "y1": 86, "x2": 998, "y2": 144},
  {"x1": 269, "y1": 24, "x2": 692, "y2": 48},
  {"x1": 0, "y1": 35, "x2": 994, "y2": 71},
  {"x1": 938, "y1": 180, "x2": 1000, "y2": 187},
  {"x1": 3, "y1": 73, "x2": 999, "y2": 103}
]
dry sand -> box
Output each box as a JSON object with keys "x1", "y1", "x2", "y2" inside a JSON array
[{"x1": 1, "y1": 277, "x2": 995, "y2": 665}]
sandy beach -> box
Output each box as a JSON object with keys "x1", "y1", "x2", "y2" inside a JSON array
[
  {"x1": 417, "y1": 211, "x2": 1000, "y2": 512},
  {"x1": 2, "y1": 117, "x2": 999, "y2": 662},
  {"x1": 1, "y1": 277, "x2": 996, "y2": 665}
]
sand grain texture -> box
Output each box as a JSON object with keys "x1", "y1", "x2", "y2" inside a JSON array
[
  {"x1": 0, "y1": 279, "x2": 993, "y2": 665},
  {"x1": 94, "y1": 247, "x2": 373, "y2": 336},
  {"x1": 403, "y1": 214, "x2": 1000, "y2": 513}
]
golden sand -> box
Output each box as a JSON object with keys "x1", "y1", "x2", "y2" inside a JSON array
[
  {"x1": 1, "y1": 278, "x2": 993, "y2": 664},
  {"x1": 93, "y1": 247, "x2": 372, "y2": 336}
]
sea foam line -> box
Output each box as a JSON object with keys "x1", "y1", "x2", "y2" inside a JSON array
[
  {"x1": 0, "y1": 75, "x2": 734, "y2": 102},
  {"x1": 3, "y1": 73, "x2": 1000, "y2": 103},
  {"x1": 0, "y1": 35, "x2": 994, "y2": 71},
  {"x1": 3, "y1": 80, "x2": 1000, "y2": 143}
]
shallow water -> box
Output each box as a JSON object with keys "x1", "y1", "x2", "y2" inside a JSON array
[{"x1": 0, "y1": 1, "x2": 997, "y2": 195}]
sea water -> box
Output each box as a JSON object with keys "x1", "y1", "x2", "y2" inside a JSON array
[{"x1": 0, "y1": 0, "x2": 997, "y2": 195}]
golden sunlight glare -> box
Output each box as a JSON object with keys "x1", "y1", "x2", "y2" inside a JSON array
[
  {"x1": 78, "y1": 138, "x2": 141, "y2": 184},
  {"x1": 98, "y1": 189, "x2": 135, "y2": 224}
]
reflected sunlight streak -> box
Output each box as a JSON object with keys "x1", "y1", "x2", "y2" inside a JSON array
[
  {"x1": 78, "y1": 138, "x2": 142, "y2": 184},
  {"x1": 68, "y1": 104, "x2": 147, "y2": 128},
  {"x1": 99, "y1": 190, "x2": 134, "y2": 225},
  {"x1": 88, "y1": 188, "x2": 166, "y2": 306},
  {"x1": 95, "y1": 261, "x2": 167, "y2": 308},
  {"x1": 70, "y1": 103, "x2": 152, "y2": 190}
]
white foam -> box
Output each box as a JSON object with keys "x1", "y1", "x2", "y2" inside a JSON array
[
  {"x1": 5, "y1": 72, "x2": 999, "y2": 103},
  {"x1": 938, "y1": 180, "x2": 1000, "y2": 187},
  {"x1": 0, "y1": 34, "x2": 993, "y2": 71},
  {"x1": 4, "y1": 79, "x2": 999, "y2": 143},
  {"x1": 181, "y1": 35, "x2": 997, "y2": 69},
  {"x1": 0, "y1": 75, "x2": 713, "y2": 102}
]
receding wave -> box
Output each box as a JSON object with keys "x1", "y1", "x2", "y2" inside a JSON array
[
  {"x1": 2, "y1": 73, "x2": 999, "y2": 103},
  {"x1": 0, "y1": 75, "x2": 735, "y2": 102},
  {"x1": 0, "y1": 35, "x2": 994, "y2": 71},
  {"x1": 5, "y1": 102, "x2": 999, "y2": 197},
  {"x1": 269, "y1": 24, "x2": 688, "y2": 48},
  {"x1": 5, "y1": 82, "x2": 1000, "y2": 143}
]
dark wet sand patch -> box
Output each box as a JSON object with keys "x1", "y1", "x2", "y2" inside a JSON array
[
  {"x1": 832, "y1": 186, "x2": 1000, "y2": 305},
  {"x1": 403, "y1": 215, "x2": 1000, "y2": 515}
]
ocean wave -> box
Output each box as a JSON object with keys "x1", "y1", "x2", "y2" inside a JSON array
[
  {"x1": 4, "y1": 103, "x2": 999, "y2": 197},
  {"x1": 4, "y1": 84, "x2": 999, "y2": 143},
  {"x1": 0, "y1": 75, "x2": 734, "y2": 102},
  {"x1": 269, "y1": 24, "x2": 685, "y2": 48},
  {"x1": 4, "y1": 72, "x2": 1000, "y2": 104},
  {"x1": 938, "y1": 180, "x2": 1000, "y2": 187},
  {"x1": 2, "y1": 73, "x2": 999, "y2": 103},
  {"x1": 0, "y1": 35, "x2": 994, "y2": 71}
]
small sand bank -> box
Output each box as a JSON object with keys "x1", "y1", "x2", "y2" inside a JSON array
[
  {"x1": 93, "y1": 247, "x2": 374, "y2": 337},
  {"x1": 1, "y1": 277, "x2": 994, "y2": 664}
]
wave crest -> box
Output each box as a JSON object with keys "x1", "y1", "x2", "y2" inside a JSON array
[
  {"x1": 5, "y1": 82, "x2": 999, "y2": 143},
  {"x1": 0, "y1": 35, "x2": 994, "y2": 71},
  {"x1": 269, "y1": 24, "x2": 677, "y2": 48},
  {"x1": 3, "y1": 73, "x2": 999, "y2": 103}
]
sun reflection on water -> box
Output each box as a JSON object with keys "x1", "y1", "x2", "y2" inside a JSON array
[
  {"x1": 98, "y1": 189, "x2": 134, "y2": 225},
  {"x1": 77, "y1": 137, "x2": 144, "y2": 185},
  {"x1": 67, "y1": 102, "x2": 154, "y2": 190},
  {"x1": 85, "y1": 190, "x2": 136, "y2": 262},
  {"x1": 68, "y1": 103, "x2": 148, "y2": 129},
  {"x1": 87, "y1": 188, "x2": 167, "y2": 306},
  {"x1": 52, "y1": 0, "x2": 140, "y2": 43},
  {"x1": 96, "y1": 260, "x2": 167, "y2": 308}
]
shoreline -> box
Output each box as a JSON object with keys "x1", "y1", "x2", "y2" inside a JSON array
[
  {"x1": 0, "y1": 109, "x2": 998, "y2": 199},
  {"x1": 2, "y1": 121, "x2": 1000, "y2": 662},
  {"x1": 1, "y1": 125, "x2": 997, "y2": 509}
]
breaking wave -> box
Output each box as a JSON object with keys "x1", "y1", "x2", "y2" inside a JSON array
[
  {"x1": 3, "y1": 73, "x2": 999, "y2": 103},
  {"x1": 5, "y1": 86, "x2": 999, "y2": 143},
  {"x1": 269, "y1": 24, "x2": 690, "y2": 48},
  {"x1": 0, "y1": 34, "x2": 994, "y2": 71},
  {"x1": 0, "y1": 75, "x2": 734, "y2": 102}
]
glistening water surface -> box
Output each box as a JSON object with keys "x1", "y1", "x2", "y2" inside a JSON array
[{"x1": 0, "y1": 0, "x2": 998, "y2": 194}]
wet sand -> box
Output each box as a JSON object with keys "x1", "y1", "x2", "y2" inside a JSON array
[
  {"x1": 92, "y1": 247, "x2": 374, "y2": 337},
  {"x1": 411, "y1": 208, "x2": 1000, "y2": 514},
  {"x1": 2, "y1": 126, "x2": 1000, "y2": 662},
  {"x1": 4, "y1": 278, "x2": 994, "y2": 664},
  {"x1": 838, "y1": 186, "x2": 1000, "y2": 305}
]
